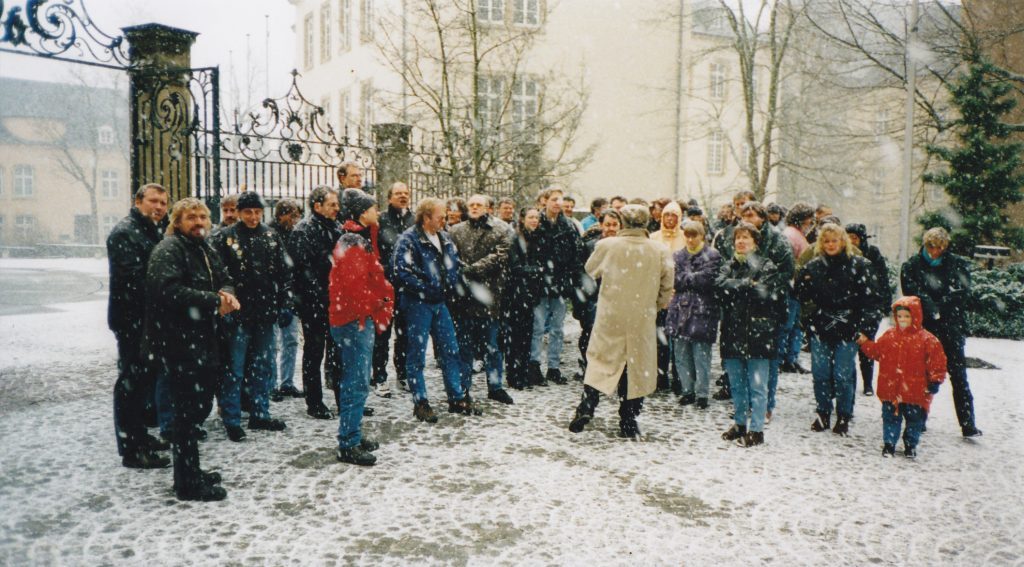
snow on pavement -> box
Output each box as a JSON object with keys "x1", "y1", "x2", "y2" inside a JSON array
[{"x1": 0, "y1": 259, "x2": 1022, "y2": 565}]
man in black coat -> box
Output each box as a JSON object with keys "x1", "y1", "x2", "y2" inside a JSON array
[
  {"x1": 107, "y1": 183, "x2": 170, "y2": 469},
  {"x1": 372, "y1": 181, "x2": 414, "y2": 396},
  {"x1": 212, "y1": 191, "x2": 291, "y2": 440},
  {"x1": 145, "y1": 198, "x2": 238, "y2": 501},
  {"x1": 269, "y1": 199, "x2": 304, "y2": 401},
  {"x1": 901, "y1": 227, "x2": 981, "y2": 437},
  {"x1": 529, "y1": 187, "x2": 584, "y2": 386},
  {"x1": 287, "y1": 185, "x2": 342, "y2": 419}
]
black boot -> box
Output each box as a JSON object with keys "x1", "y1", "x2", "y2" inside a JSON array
[
  {"x1": 248, "y1": 416, "x2": 287, "y2": 431},
  {"x1": 832, "y1": 415, "x2": 850, "y2": 436},
  {"x1": 739, "y1": 431, "x2": 764, "y2": 447},
  {"x1": 546, "y1": 368, "x2": 566, "y2": 385},
  {"x1": 882, "y1": 443, "x2": 896, "y2": 458},
  {"x1": 811, "y1": 412, "x2": 831, "y2": 432},
  {"x1": 695, "y1": 397, "x2": 709, "y2": 410},
  {"x1": 336, "y1": 446, "x2": 377, "y2": 466},
  {"x1": 122, "y1": 449, "x2": 171, "y2": 469},
  {"x1": 568, "y1": 409, "x2": 592, "y2": 433},
  {"x1": 678, "y1": 393, "x2": 696, "y2": 406},
  {"x1": 487, "y1": 389, "x2": 515, "y2": 405},
  {"x1": 527, "y1": 361, "x2": 546, "y2": 387},
  {"x1": 722, "y1": 424, "x2": 746, "y2": 441},
  {"x1": 175, "y1": 480, "x2": 227, "y2": 502}
]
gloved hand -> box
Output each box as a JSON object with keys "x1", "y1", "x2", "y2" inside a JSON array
[
  {"x1": 277, "y1": 308, "x2": 294, "y2": 328},
  {"x1": 926, "y1": 382, "x2": 941, "y2": 394}
]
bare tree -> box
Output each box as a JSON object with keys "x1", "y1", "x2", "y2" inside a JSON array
[{"x1": 375, "y1": 0, "x2": 593, "y2": 199}]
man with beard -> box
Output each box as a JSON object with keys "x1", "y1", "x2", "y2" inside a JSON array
[
  {"x1": 107, "y1": 183, "x2": 171, "y2": 468},
  {"x1": 145, "y1": 198, "x2": 238, "y2": 501}
]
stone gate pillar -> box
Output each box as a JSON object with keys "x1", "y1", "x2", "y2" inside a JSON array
[
  {"x1": 124, "y1": 24, "x2": 199, "y2": 205},
  {"x1": 372, "y1": 123, "x2": 412, "y2": 205}
]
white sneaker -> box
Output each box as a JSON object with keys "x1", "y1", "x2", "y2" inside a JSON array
[{"x1": 373, "y1": 382, "x2": 393, "y2": 398}]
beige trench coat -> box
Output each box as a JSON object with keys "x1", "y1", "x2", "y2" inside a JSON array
[{"x1": 583, "y1": 228, "x2": 674, "y2": 400}]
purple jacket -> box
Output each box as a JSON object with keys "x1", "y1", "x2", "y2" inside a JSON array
[{"x1": 666, "y1": 246, "x2": 722, "y2": 343}]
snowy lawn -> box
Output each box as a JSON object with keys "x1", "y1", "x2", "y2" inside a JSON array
[{"x1": 1, "y1": 259, "x2": 1022, "y2": 565}]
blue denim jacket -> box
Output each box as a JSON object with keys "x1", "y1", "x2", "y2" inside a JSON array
[{"x1": 392, "y1": 225, "x2": 463, "y2": 305}]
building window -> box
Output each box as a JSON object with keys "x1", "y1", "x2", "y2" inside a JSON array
[
  {"x1": 710, "y1": 63, "x2": 726, "y2": 100},
  {"x1": 512, "y1": 0, "x2": 539, "y2": 26},
  {"x1": 320, "y1": 1, "x2": 332, "y2": 63},
  {"x1": 338, "y1": 0, "x2": 351, "y2": 52},
  {"x1": 0, "y1": 166, "x2": 4, "y2": 196},
  {"x1": 874, "y1": 109, "x2": 890, "y2": 137},
  {"x1": 360, "y1": 80, "x2": 375, "y2": 134},
  {"x1": 13, "y1": 165, "x2": 33, "y2": 197},
  {"x1": 477, "y1": 76, "x2": 504, "y2": 133},
  {"x1": 695, "y1": 7, "x2": 729, "y2": 33},
  {"x1": 304, "y1": 13, "x2": 315, "y2": 69},
  {"x1": 360, "y1": 0, "x2": 375, "y2": 42},
  {"x1": 511, "y1": 78, "x2": 538, "y2": 133},
  {"x1": 873, "y1": 169, "x2": 885, "y2": 197},
  {"x1": 707, "y1": 130, "x2": 725, "y2": 175},
  {"x1": 339, "y1": 88, "x2": 351, "y2": 133},
  {"x1": 740, "y1": 141, "x2": 751, "y2": 173},
  {"x1": 0, "y1": 215, "x2": 5, "y2": 241},
  {"x1": 101, "y1": 170, "x2": 120, "y2": 200},
  {"x1": 15, "y1": 214, "x2": 36, "y2": 239},
  {"x1": 98, "y1": 126, "x2": 114, "y2": 145},
  {"x1": 478, "y1": 0, "x2": 504, "y2": 23},
  {"x1": 100, "y1": 214, "x2": 119, "y2": 238}
]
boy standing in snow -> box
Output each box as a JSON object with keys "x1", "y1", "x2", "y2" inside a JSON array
[{"x1": 856, "y1": 296, "x2": 947, "y2": 459}]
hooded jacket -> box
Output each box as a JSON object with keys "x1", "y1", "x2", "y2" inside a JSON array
[
  {"x1": 328, "y1": 220, "x2": 394, "y2": 331},
  {"x1": 649, "y1": 201, "x2": 687, "y2": 254},
  {"x1": 859, "y1": 296, "x2": 947, "y2": 412}
]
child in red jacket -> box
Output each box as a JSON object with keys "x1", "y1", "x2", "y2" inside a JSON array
[{"x1": 856, "y1": 296, "x2": 947, "y2": 459}]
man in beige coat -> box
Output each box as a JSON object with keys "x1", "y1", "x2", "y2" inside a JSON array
[{"x1": 568, "y1": 205, "x2": 674, "y2": 438}]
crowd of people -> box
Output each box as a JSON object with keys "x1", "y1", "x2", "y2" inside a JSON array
[{"x1": 106, "y1": 165, "x2": 983, "y2": 502}]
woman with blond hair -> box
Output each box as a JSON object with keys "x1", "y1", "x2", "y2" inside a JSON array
[{"x1": 795, "y1": 223, "x2": 878, "y2": 437}]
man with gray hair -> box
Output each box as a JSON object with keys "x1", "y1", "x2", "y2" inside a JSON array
[
  {"x1": 568, "y1": 205, "x2": 674, "y2": 437},
  {"x1": 449, "y1": 194, "x2": 516, "y2": 405},
  {"x1": 900, "y1": 227, "x2": 981, "y2": 437}
]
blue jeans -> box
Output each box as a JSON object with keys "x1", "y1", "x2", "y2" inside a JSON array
[
  {"x1": 530, "y1": 296, "x2": 567, "y2": 369},
  {"x1": 673, "y1": 338, "x2": 712, "y2": 398},
  {"x1": 221, "y1": 321, "x2": 275, "y2": 425},
  {"x1": 271, "y1": 317, "x2": 300, "y2": 390},
  {"x1": 767, "y1": 353, "x2": 781, "y2": 413},
  {"x1": 779, "y1": 297, "x2": 803, "y2": 365},
  {"x1": 403, "y1": 298, "x2": 465, "y2": 404},
  {"x1": 454, "y1": 315, "x2": 504, "y2": 394},
  {"x1": 723, "y1": 358, "x2": 769, "y2": 433},
  {"x1": 330, "y1": 319, "x2": 374, "y2": 449},
  {"x1": 810, "y1": 337, "x2": 858, "y2": 419},
  {"x1": 882, "y1": 401, "x2": 926, "y2": 449}
]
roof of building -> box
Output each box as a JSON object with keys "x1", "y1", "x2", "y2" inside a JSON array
[{"x1": 0, "y1": 77, "x2": 129, "y2": 148}]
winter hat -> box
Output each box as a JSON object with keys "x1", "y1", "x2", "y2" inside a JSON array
[
  {"x1": 619, "y1": 204, "x2": 650, "y2": 230},
  {"x1": 845, "y1": 223, "x2": 869, "y2": 242},
  {"x1": 236, "y1": 191, "x2": 265, "y2": 210},
  {"x1": 661, "y1": 201, "x2": 683, "y2": 221},
  {"x1": 340, "y1": 188, "x2": 376, "y2": 222}
]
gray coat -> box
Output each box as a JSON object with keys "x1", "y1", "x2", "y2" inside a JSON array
[{"x1": 448, "y1": 215, "x2": 514, "y2": 319}]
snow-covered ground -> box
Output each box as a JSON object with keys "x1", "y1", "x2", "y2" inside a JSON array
[{"x1": 1, "y1": 258, "x2": 1022, "y2": 566}]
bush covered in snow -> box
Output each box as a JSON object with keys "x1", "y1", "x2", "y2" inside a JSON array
[{"x1": 968, "y1": 263, "x2": 1024, "y2": 339}]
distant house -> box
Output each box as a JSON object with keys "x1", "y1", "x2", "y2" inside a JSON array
[{"x1": 0, "y1": 77, "x2": 130, "y2": 246}]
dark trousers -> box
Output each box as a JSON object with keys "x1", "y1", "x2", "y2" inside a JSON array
[
  {"x1": 300, "y1": 316, "x2": 340, "y2": 412},
  {"x1": 576, "y1": 369, "x2": 643, "y2": 430},
  {"x1": 936, "y1": 332, "x2": 976, "y2": 429},
  {"x1": 170, "y1": 367, "x2": 216, "y2": 492},
  {"x1": 505, "y1": 305, "x2": 536, "y2": 389},
  {"x1": 113, "y1": 331, "x2": 155, "y2": 456},
  {"x1": 857, "y1": 320, "x2": 881, "y2": 390},
  {"x1": 656, "y1": 309, "x2": 671, "y2": 390},
  {"x1": 372, "y1": 306, "x2": 407, "y2": 386},
  {"x1": 576, "y1": 304, "x2": 596, "y2": 374}
]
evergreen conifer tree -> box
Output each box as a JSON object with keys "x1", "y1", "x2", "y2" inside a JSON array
[{"x1": 922, "y1": 59, "x2": 1024, "y2": 255}]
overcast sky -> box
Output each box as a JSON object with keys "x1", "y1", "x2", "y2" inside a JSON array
[{"x1": 0, "y1": 0, "x2": 296, "y2": 101}]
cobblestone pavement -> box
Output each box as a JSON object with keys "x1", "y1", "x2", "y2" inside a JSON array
[{"x1": 1, "y1": 260, "x2": 1022, "y2": 565}]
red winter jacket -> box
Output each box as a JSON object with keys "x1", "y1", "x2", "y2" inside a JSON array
[
  {"x1": 328, "y1": 221, "x2": 395, "y2": 332},
  {"x1": 859, "y1": 296, "x2": 947, "y2": 412}
]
